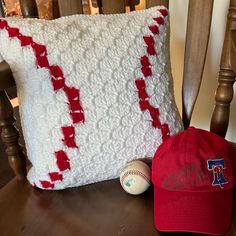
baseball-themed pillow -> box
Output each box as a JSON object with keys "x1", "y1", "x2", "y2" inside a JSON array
[{"x1": 0, "y1": 6, "x2": 183, "y2": 190}]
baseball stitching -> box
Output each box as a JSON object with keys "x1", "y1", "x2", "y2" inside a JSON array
[{"x1": 121, "y1": 169, "x2": 151, "y2": 187}]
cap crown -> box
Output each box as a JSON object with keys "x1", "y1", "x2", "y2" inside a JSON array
[{"x1": 152, "y1": 127, "x2": 234, "y2": 192}]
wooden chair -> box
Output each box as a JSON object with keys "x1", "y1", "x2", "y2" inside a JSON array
[{"x1": 0, "y1": 0, "x2": 235, "y2": 235}]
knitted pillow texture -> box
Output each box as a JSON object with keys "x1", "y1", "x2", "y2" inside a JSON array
[{"x1": 0, "y1": 6, "x2": 183, "y2": 190}]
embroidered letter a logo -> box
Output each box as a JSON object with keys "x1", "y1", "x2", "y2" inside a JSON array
[{"x1": 207, "y1": 159, "x2": 228, "y2": 188}]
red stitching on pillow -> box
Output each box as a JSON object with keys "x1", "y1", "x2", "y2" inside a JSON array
[
  {"x1": 49, "y1": 66, "x2": 66, "y2": 90},
  {"x1": 64, "y1": 86, "x2": 85, "y2": 122},
  {"x1": 51, "y1": 77, "x2": 66, "y2": 90},
  {"x1": 159, "y1": 9, "x2": 168, "y2": 17},
  {"x1": 152, "y1": 118, "x2": 162, "y2": 128},
  {"x1": 49, "y1": 172, "x2": 63, "y2": 182},
  {"x1": 50, "y1": 65, "x2": 64, "y2": 78},
  {"x1": 136, "y1": 82, "x2": 161, "y2": 127},
  {"x1": 141, "y1": 66, "x2": 152, "y2": 77},
  {"x1": 147, "y1": 45, "x2": 157, "y2": 56},
  {"x1": 0, "y1": 20, "x2": 7, "y2": 29},
  {"x1": 143, "y1": 35, "x2": 155, "y2": 46},
  {"x1": 154, "y1": 17, "x2": 164, "y2": 25},
  {"x1": 61, "y1": 126, "x2": 78, "y2": 148},
  {"x1": 139, "y1": 99, "x2": 149, "y2": 111},
  {"x1": 70, "y1": 112, "x2": 85, "y2": 123},
  {"x1": 161, "y1": 123, "x2": 170, "y2": 136},
  {"x1": 8, "y1": 27, "x2": 19, "y2": 37},
  {"x1": 17, "y1": 35, "x2": 33, "y2": 46},
  {"x1": 135, "y1": 9, "x2": 170, "y2": 141},
  {"x1": 135, "y1": 79, "x2": 146, "y2": 90},
  {"x1": 149, "y1": 105, "x2": 160, "y2": 118},
  {"x1": 148, "y1": 25, "x2": 159, "y2": 35},
  {"x1": 0, "y1": 19, "x2": 84, "y2": 189},
  {"x1": 64, "y1": 86, "x2": 80, "y2": 100},
  {"x1": 143, "y1": 36, "x2": 157, "y2": 55},
  {"x1": 55, "y1": 151, "x2": 71, "y2": 171},
  {"x1": 140, "y1": 56, "x2": 152, "y2": 76},
  {"x1": 31, "y1": 43, "x2": 47, "y2": 57},
  {"x1": 135, "y1": 79, "x2": 149, "y2": 101},
  {"x1": 69, "y1": 100, "x2": 83, "y2": 112},
  {"x1": 37, "y1": 55, "x2": 50, "y2": 68},
  {"x1": 138, "y1": 88, "x2": 149, "y2": 101},
  {"x1": 40, "y1": 180, "x2": 55, "y2": 189},
  {"x1": 140, "y1": 56, "x2": 151, "y2": 67}
]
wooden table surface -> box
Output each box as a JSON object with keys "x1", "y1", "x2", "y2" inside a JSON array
[{"x1": 1, "y1": 177, "x2": 235, "y2": 236}]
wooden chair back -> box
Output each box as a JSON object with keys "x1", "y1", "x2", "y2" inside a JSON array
[{"x1": 0, "y1": 0, "x2": 235, "y2": 181}]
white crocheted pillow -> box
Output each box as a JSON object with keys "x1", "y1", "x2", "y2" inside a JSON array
[{"x1": 0, "y1": 6, "x2": 183, "y2": 190}]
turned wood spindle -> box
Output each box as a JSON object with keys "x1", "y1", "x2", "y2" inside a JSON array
[
  {"x1": 210, "y1": 0, "x2": 236, "y2": 137},
  {"x1": 0, "y1": 0, "x2": 5, "y2": 17},
  {"x1": 94, "y1": 0, "x2": 140, "y2": 14},
  {"x1": 19, "y1": 0, "x2": 39, "y2": 18},
  {"x1": 0, "y1": 90, "x2": 26, "y2": 179}
]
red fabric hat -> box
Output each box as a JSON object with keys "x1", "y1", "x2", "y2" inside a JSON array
[{"x1": 152, "y1": 127, "x2": 236, "y2": 235}]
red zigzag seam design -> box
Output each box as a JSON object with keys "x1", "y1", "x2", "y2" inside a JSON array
[
  {"x1": 135, "y1": 8, "x2": 170, "y2": 142},
  {"x1": 0, "y1": 19, "x2": 84, "y2": 189}
]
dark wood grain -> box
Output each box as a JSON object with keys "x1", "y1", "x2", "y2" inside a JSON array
[
  {"x1": 0, "y1": 0, "x2": 5, "y2": 17},
  {"x1": 126, "y1": 0, "x2": 140, "y2": 11},
  {"x1": 0, "y1": 61, "x2": 15, "y2": 90},
  {"x1": 0, "y1": 144, "x2": 14, "y2": 188},
  {"x1": 19, "y1": 0, "x2": 39, "y2": 18},
  {"x1": 52, "y1": 0, "x2": 60, "y2": 19},
  {"x1": 0, "y1": 91, "x2": 26, "y2": 180},
  {"x1": 146, "y1": 0, "x2": 169, "y2": 9},
  {"x1": 93, "y1": 0, "x2": 140, "y2": 13},
  {"x1": 102, "y1": 0, "x2": 125, "y2": 14},
  {"x1": 96, "y1": 0, "x2": 103, "y2": 14},
  {"x1": 0, "y1": 178, "x2": 234, "y2": 236},
  {"x1": 57, "y1": 0, "x2": 83, "y2": 16},
  {"x1": 182, "y1": 0, "x2": 214, "y2": 129},
  {"x1": 0, "y1": 179, "x2": 159, "y2": 236},
  {"x1": 0, "y1": 106, "x2": 23, "y2": 188},
  {"x1": 210, "y1": 0, "x2": 236, "y2": 137}
]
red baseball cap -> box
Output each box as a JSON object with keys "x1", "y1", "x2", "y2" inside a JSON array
[{"x1": 152, "y1": 127, "x2": 236, "y2": 235}]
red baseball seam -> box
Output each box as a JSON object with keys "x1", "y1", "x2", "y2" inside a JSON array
[
  {"x1": 135, "y1": 8, "x2": 170, "y2": 141},
  {"x1": 61, "y1": 126, "x2": 78, "y2": 148},
  {"x1": 0, "y1": 19, "x2": 84, "y2": 189},
  {"x1": 121, "y1": 170, "x2": 151, "y2": 186}
]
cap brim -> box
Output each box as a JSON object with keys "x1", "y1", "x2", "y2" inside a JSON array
[{"x1": 154, "y1": 188, "x2": 233, "y2": 235}]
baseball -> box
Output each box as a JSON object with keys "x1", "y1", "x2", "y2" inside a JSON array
[{"x1": 120, "y1": 160, "x2": 151, "y2": 195}]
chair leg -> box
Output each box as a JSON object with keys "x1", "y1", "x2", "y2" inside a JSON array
[{"x1": 0, "y1": 90, "x2": 26, "y2": 180}]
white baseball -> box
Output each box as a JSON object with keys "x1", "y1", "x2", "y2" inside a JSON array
[{"x1": 120, "y1": 160, "x2": 151, "y2": 195}]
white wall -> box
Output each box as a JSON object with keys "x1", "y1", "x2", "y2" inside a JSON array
[{"x1": 169, "y1": 0, "x2": 235, "y2": 142}]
